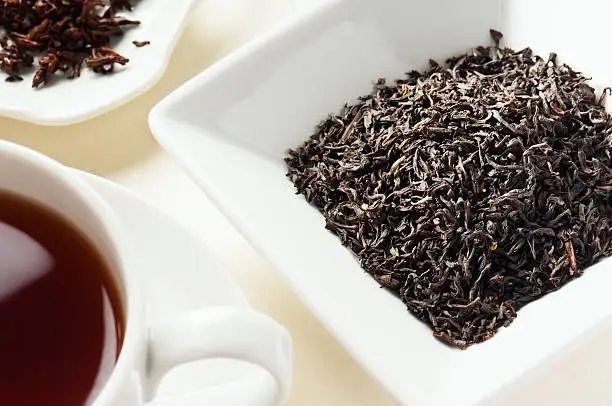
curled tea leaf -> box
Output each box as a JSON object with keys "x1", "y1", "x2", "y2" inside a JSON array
[
  {"x1": 0, "y1": 0, "x2": 141, "y2": 87},
  {"x1": 286, "y1": 30, "x2": 612, "y2": 348}
]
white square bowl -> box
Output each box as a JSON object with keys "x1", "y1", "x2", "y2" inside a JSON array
[{"x1": 149, "y1": 1, "x2": 612, "y2": 405}]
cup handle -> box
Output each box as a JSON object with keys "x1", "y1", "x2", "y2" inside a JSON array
[{"x1": 143, "y1": 306, "x2": 292, "y2": 406}]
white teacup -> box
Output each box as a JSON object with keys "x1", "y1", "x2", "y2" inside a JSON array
[{"x1": 0, "y1": 140, "x2": 292, "y2": 406}]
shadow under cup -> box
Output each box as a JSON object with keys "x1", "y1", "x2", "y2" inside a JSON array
[{"x1": 0, "y1": 144, "x2": 127, "y2": 406}]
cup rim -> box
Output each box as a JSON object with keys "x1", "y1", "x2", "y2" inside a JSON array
[{"x1": 0, "y1": 140, "x2": 143, "y2": 405}]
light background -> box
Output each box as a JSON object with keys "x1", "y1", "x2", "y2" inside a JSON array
[{"x1": 0, "y1": 1, "x2": 395, "y2": 405}]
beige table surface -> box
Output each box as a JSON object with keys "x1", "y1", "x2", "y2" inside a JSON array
[{"x1": 0, "y1": 0, "x2": 395, "y2": 405}]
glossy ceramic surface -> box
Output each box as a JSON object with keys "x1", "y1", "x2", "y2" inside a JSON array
[
  {"x1": 81, "y1": 171, "x2": 291, "y2": 406},
  {"x1": 150, "y1": 1, "x2": 612, "y2": 404},
  {"x1": 0, "y1": 0, "x2": 200, "y2": 126}
]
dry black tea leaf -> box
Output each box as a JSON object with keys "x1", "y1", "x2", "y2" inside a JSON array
[
  {"x1": 132, "y1": 40, "x2": 150, "y2": 48},
  {"x1": 0, "y1": 0, "x2": 142, "y2": 88},
  {"x1": 286, "y1": 30, "x2": 612, "y2": 349}
]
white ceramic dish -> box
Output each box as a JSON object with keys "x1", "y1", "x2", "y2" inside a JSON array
[
  {"x1": 78, "y1": 171, "x2": 284, "y2": 406},
  {"x1": 0, "y1": 0, "x2": 200, "y2": 126},
  {"x1": 149, "y1": 0, "x2": 612, "y2": 405}
]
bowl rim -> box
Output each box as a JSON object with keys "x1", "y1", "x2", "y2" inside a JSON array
[{"x1": 149, "y1": 0, "x2": 612, "y2": 404}]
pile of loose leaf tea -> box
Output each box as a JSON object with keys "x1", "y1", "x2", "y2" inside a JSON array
[
  {"x1": 0, "y1": 0, "x2": 143, "y2": 87},
  {"x1": 285, "y1": 30, "x2": 612, "y2": 349}
]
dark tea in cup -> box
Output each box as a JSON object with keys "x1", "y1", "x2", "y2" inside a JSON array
[{"x1": 0, "y1": 190, "x2": 125, "y2": 406}]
